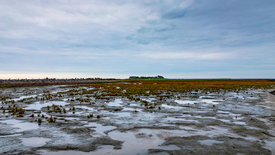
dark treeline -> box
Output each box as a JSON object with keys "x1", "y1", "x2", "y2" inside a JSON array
[{"x1": 129, "y1": 75, "x2": 164, "y2": 79}]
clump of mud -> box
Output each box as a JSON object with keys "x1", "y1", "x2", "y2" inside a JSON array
[
  {"x1": 270, "y1": 90, "x2": 275, "y2": 95},
  {"x1": 149, "y1": 136, "x2": 271, "y2": 155}
]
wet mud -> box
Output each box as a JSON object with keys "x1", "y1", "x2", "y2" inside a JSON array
[{"x1": 0, "y1": 85, "x2": 274, "y2": 154}]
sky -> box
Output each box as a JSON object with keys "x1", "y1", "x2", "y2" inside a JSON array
[{"x1": 0, "y1": 0, "x2": 275, "y2": 79}]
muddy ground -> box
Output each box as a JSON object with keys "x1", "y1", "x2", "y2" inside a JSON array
[{"x1": 0, "y1": 85, "x2": 274, "y2": 155}]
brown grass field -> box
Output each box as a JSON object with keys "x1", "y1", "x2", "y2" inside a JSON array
[
  {"x1": 1, "y1": 79, "x2": 275, "y2": 91},
  {"x1": 63, "y1": 79, "x2": 275, "y2": 98}
]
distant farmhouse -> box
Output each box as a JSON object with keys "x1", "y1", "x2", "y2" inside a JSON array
[{"x1": 129, "y1": 75, "x2": 164, "y2": 79}]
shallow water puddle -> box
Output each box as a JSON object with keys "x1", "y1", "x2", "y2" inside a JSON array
[
  {"x1": 163, "y1": 116, "x2": 199, "y2": 123},
  {"x1": 175, "y1": 100, "x2": 197, "y2": 105},
  {"x1": 179, "y1": 125, "x2": 238, "y2": 138},
  {"x1": 108, "y1": 111, "x2": 166, "y2": 127},
  {"x1": 21, "y1": 137, "x2": 51, "y2": 147},
  {"x1": 26, "y1": 101, "x2": 69, "y2": 110},
  {"x1": 92, "y1": 145, "x2": 119, "y2": 154},
  {"x1": 198, "y1": 126, "x2": 236, "y2": 137},
  {"x1": 75, "y1": 105, "x2": 96, "y2": 112},
  {"x1": 108, "y1": 99, "x2": 123, "y2": 107},
  {"x1": 158, "y1": 145, "x2": 181, "y2": 150},
  {"x1": 0, "y1": 119, "x2": 39, "y2": 132},
  {"x1": 0, "y1": 133, "x2": 22, "y2": 138},
  {"x1": 141, "y1": 97, "x2": 156, "y2": 102},
  {"x1": 224, "y1": 92, "x2": 246, "y2": 100},
  {"x1": 40, "y1": 150, "x2": 90, "y2": 155},
  {"x1": 198, "y1": 139, "x2": 223, "y2": 146},
  {"x1": 93, "y1": 129, "x2": 182, "y2": 155},
  {"x1": 233, "y1": 121, "x2": 247, "y2": 126},
  {"x1": 201, "y1": 99, "x2": 224, "y2": 104},
  {"x1": 95, "y1": 129, "x2": 169, "y2": 155},
  {"x1": 175, "y1": 98, "x2": 223, "y2": 105},
  {"x1": 114, "y1": 112, "x2": 132, "y2": 117},
  {"x1": 103, "y1": 110, "x2": 132, "y2": 118},
  {"x1": 122, "y1": 107, "x2": 141, "y2": 112},
  {"x1": 12, "y1": 94, "x2": 37, "y2": 102},
  {"x1": 162, "y1": 104, "x2": 182, "y2": 109},
  {"x1": 63, "y1": 117, "x2": 81, "y2": 121},
  {"x1": 84, "y1": 122, "x2": 116, "y2": 137}
]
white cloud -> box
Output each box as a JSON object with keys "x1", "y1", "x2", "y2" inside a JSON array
[
  {"x1": 0, "y1": 0, "x2": 159, "y2": 39},
  {"x1": 165, "y1": 70, "x2": 275, "y2": 79},
  {"x1": 0, "y1": 72, "x2": 129, "y2": 79},
  {"x1": 180, "y1": 0, "x2": 194, "y2": 9},
  {"x1": 0, "y1": 0, "x2": 274, "y2": 79},
  {"x1": 141, "y1": 51, "x2": 233, "y2": 60}
]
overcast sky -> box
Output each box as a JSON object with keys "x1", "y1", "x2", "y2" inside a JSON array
[{"x1": 0, "y1": 0, "x2": 275, "y2": 79}]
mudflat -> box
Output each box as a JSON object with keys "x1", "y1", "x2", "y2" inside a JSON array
[{"x1": 0, "y1": 79, "x2": 275, "y2": 154}]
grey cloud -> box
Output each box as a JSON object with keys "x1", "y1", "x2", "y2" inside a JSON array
[{"x1": 162, "y1": 9, "x2": 186, "y2": 19}]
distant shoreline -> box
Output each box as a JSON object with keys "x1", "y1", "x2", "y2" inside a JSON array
[
  {"x1": 1, "y1": 78, "x2": 275, "y2": 88},
  {"x1": 0, "y1": 78, "x2": 118, "y2": 88}
]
